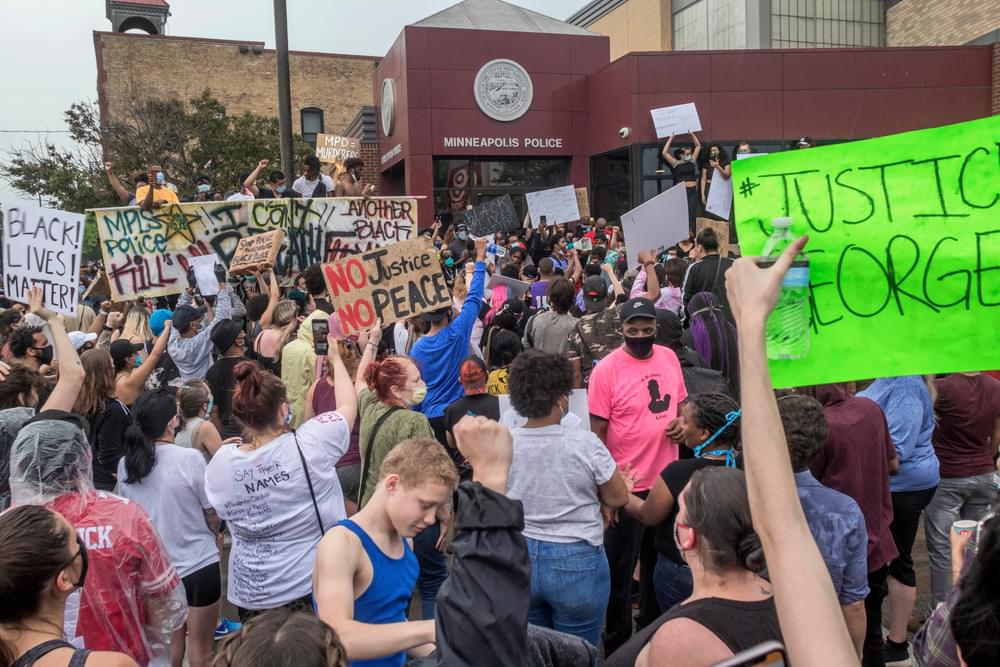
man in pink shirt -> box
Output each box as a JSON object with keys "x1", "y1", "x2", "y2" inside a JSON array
[{"x1": 589, "y1": 297, "x2": 687, "y2": 652}]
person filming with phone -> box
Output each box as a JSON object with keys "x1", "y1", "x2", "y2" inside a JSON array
[{"x1": 138, "y1": 164, "x2": 179, "y2": 211}]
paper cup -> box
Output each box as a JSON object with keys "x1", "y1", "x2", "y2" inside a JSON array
[{"x1": 952, "y1": 519, "x2": 977, "y2": 537}]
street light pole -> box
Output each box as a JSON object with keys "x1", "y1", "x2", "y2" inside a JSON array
[{"x1": 273, "y1": 0, "x2": 294, "y2": 181}]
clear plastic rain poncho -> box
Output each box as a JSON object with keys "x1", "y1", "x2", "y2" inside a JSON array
[
  {"x1": 9, "y1": 417, "x2": 188, "y2": 666},
  {"x1": 0, "y1": 406, "x2": 35, "y2": 511}
]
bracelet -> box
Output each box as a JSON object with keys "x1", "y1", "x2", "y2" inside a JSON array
[{"x1": 367, "y1": 341, "x2": 378, "y2": 349}]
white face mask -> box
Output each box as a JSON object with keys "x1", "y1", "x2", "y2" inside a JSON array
[{"x1": 683, "y1": 155, "x2": 692, "y2": 162}]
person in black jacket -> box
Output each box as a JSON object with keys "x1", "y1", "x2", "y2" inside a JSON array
[{"x1": 682, "y1": 227, "x2": 734, "y2": 325}]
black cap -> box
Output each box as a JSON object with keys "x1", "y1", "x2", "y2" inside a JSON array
[
  {"x1": 582, "y1": 276, "x2": 609, "y2": 313},
  {"x1": 211, "y1": 320, "x2": 243, "y2": 352},
  {"x1": 421, "y1": 306, "x2": 452, "y2": 323},
  {"x1": 172, "y1": 304, "x2": 207, "y2": 332},
  {"x1": 621, "y1": 297, "x2": 657, "y2": 323},
  {"x1": 109, "y1": 340, "x2": 144, "y2": 369},
  {"x1": 521, "y1": 265, "x2": 539, "y2": 279}
]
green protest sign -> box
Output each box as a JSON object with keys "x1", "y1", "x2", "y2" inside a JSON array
[{"x1": 732, "y1": 115, "x2": 1000, "y2": 388}]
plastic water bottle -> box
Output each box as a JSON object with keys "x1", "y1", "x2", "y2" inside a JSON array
[
  {"x1": 486, "y1": 243, "x2": 508, "y2": 258},
  {"x1": 757, "y1": 217, "x2": 810, "y2": 360}
]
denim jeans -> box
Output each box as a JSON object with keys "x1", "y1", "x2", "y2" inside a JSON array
[
  {"x1": 413, "y1": 522, "x2": 447, "y2": 620},
  {"x1": 652, "y1": 554, "x2": 693, "y2": 612},
  {"x1": 525, "y1": 537, "x2": 610, "y2": 647},
  {"x1": 923, "y1": 473, "x2": 996, "y2": 609}
]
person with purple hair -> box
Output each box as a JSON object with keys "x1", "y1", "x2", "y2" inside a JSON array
[{"x1": 683, "y1": 291, "x2": 739, "y2": 396}]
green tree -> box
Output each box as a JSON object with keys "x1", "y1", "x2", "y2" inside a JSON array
[{"x1": 1, "y1": 91, "x2": 312, "y2": 212}]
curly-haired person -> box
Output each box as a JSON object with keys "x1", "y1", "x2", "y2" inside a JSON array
[{"x1": 504, "y1": 350, "x2": 629, "y2": 646}]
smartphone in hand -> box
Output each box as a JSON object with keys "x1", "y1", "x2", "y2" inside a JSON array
[{"x1": 312, "y1": 319, "x2": 329, "y2": 356}]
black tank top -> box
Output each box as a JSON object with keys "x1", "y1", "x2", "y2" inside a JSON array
[
  {"x1": 605, "y1": 596, "x2": 782, "y2": 667},
  {"x1": 12, "y1": 639, "x2": 91, "y2": 667},
  {"x1": 672, "y1": 160, "x2": 697, "y2": 183}
]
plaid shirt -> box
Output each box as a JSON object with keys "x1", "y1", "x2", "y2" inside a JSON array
[{"x1": 911, "y1": 530, "x2": 980, "y2": 667}]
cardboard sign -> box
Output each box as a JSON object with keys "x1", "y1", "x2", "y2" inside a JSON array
[
  {"x1": 2, "y1": 204, "x2": 85, "y2": 315},
  {"x1": 731, "y1": 114, "x2": 1000, "y2": 388},
  {"x1": 321, "y1": 237, "x2": 450, "y2": 335},
  {"x1": 705, "y1": 168, "x2": 734, "y2": 221},
  {"x1": 525, "y1": 185, "x2": 581, "y2": 226},
  {"x1": 90, "y1": 197, "x2": 417, "y2": 301},
  {"x1": 460, "y1": 194, "x2": 520, "y2": 238},
  {"x1": 620, "y1": 183, "x2": 690, "y2": 269},
  {"x1": 486, "y1": 273, "x2": 531, "y2": 298},
  {"x1": 650, "y1": 103, "x2": 703, "y2": 139},
  {"x1": 315, "y1": 133, "x2": 361, "y2": 167},
  {"x1": 696, "y1": 218, "x2": 730, "y2": 257},
  {"x1": 575, "y1": 187, "x2": 591, "y2": 219},
  {"x1": 229, "y1": 229, "x2": 285, "y2": 274}
]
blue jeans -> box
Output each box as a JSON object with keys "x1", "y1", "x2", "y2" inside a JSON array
[
  {"x1": 653, "y1": 554, "x2": 693, "y2": 611},
  {"x1": 526, "y1": 537, "x2": 610, "y2": 647},
  {"x1": 413, "y1": 522, "x2": 447, "y2": 620}
]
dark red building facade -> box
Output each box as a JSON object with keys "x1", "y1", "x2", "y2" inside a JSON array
[{"x1": 375, "y1": 23, "x2": 997, "y2": 224}]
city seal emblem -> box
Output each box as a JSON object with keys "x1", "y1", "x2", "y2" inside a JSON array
[
  {"x1": 473, "y1": 59, "x2": 533, "y2": 122},
  {"x1": 381, "y1": 78, "x2": 395, "y2": 137}
]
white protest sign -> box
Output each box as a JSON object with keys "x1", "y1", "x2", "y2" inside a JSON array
[
  {"x1": 525, "y1": 185, "x2": 581, "y2": 226},
  {"x1": 190, "y1": 254, "x2": 223, "y2": 296},
  {"x1": 736, "y1": 153, "x2": 768, "y2": 160},
  {"x1": 705, "y1": 169, "x2": 734, "y2": 220},
  {"x1": 620, "y1": 183, "x2": 689, "y2": 269},
  {"x1": 498, "y1": 388, "x2": 589, "y2": 431},
  {"x1": 2, "y1": 204, "x2": 85, "y2": 316},
  {"x1": 649, "y1": 103, "x2": 703, "y2": 139}
]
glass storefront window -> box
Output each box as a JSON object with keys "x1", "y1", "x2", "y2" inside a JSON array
[{"x1": 431, "y1": 157, "x2": 570, "y2": 218}]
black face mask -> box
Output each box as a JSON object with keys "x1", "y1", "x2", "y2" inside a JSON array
[
  {"x1": 35, "y1": 345, "x2": 54, "y2": 365},
  {"x1": 624, "y1": 334, "x2": 655, "y2": 358},
  {"x1": 65, "y1": 534, "x2": 89, "y2": 589}
]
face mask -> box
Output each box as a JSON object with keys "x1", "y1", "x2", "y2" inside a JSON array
[
  {"x1": 66, "y1": 534, "x2": 89, "y2": 589},
  {"x1": 35, "y1": 345, "x2": 54, "y2": 365},
  {"x1": 197, "y1": 183, "x2": 211, "y2": 193},
  {"x1": 205, "y1": 397, "x2": 214, "y2": 418},
  {"x1": 623, "y1": 334, "x2": 655, "y2": 358},
  {"x1": 284, "y1": 404, "x2": 293, "y2": 427},
  {"x1": 710, "y1": 152, "x2": 719, "y2": 159},
  {"x1": 444, "y1": 258, "x2": 455, "y2": 268},
  {"x1": 155, "y1": 172, "x2": 165, "y2": 185},
  {"x1": 683, "y1": 155, "x2": 692, "y2": 162},
  {"x1": 275, "y1": 185, "x2": 286, "y2": 194},
  {"x1": 134, "y1": 354, "x2": 143, "y2": 366},
  {"x1": 457, "y1": 232, "x2": 468, "y2": 241},
  {"x1": 408, "y1": 383, "x2": 427, "y2": 406},
  {"x1": 738, "y1": 149, "x2": 750, "y2": 154}
]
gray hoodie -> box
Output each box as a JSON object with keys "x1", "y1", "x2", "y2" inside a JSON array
[{"x1": 168, "y1": 287, "x2": 233, "y2": 380}]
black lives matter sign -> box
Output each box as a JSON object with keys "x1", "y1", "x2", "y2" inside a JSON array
[{"x1": 3, "y1": 205, "x2": 85, "y2": 315}]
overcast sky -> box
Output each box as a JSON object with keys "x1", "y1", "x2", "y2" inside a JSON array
[{"x1": 0, "y1": 0, "x2": 586, "y2": 207}]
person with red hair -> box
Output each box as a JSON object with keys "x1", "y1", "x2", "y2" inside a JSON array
[
  {"x1": 204, "y1": 331, "x2": 356, "y2": 621},
  {"x1": 443, "y1": 356, "x2": 500, "y2": 455}
]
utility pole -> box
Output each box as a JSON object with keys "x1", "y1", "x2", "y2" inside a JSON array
[{"x1": 273, "y1": 0, "x2": 294, "y2": 181}]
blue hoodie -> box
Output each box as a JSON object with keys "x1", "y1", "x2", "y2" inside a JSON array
[
  {"x1": 411, "y1": 263, "x2": 486, "y2": 419},
  {"x1": 859, "y1": 376, "x2": 940, "y2": 492}
]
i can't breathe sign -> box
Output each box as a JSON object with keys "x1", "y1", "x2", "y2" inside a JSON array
[{"x1": 3, "y1": 205, "x2": 85, "y2": 315}]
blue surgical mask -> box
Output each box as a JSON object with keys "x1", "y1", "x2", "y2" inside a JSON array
[
  {"x1": 204, "y1": 397, "x2": 214, "y2": 418},
  {"x1": 275, "y1": 185, "x2": 286, "y2": 194},
  {"x1": 683, "y1": 155, "x2": 692, "y2": 162},
  {"x1": 197, "y1": 183, "x2": 211, "y2": 193}
]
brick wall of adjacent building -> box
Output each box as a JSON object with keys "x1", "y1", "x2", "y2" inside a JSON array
[
  {"x1": 887, "y1": 0, "x2": 1000, "y2": 46},
  {"x1": 94, "y1": 31, "x2": 377, "y2": 138},
  {"x1": 358, "y1": 142, "x2": 381, "y2": 195},
  {"x1": 994, "y1": 42, "x2": 1000, "y2": 113}
]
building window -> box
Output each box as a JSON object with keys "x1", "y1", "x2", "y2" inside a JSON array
[
  {"x1": 300, "y1": 107, "x2": 324, "y2": 147},
  {"x1": 431, "y1": 157, "x2": 570, "y2": 220},
  {"x1": 673, "y1": 0, "x2": 746, "y2": 50},
  {"x1": 771, "y1": 0, "x2": 884, "y2": 48},
  {"x1": 590, "y1": 149, "x2": 631, "y2": 223}
]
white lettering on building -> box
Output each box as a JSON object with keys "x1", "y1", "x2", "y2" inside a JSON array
[
  {"x1": 442, "y1": 137, "x2": 564, "y2": 149},
  {"x1": 380, "y1": 144, "x2": 402, "y2": 165}
]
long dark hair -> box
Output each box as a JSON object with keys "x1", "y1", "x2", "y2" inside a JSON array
[
  {"x1": 951, "y1": 508, "x2": 1000, "y2": 666},
  {"x1": 683, "y1": 467, "x2": 763, "y2": 574},
  {"x1": 122, "y1": 391, "x2": 177, "y2": 484},
  {"x1": 687, "y1": 292, "x2": 739, "y2": 392},
  {"x1": 0, "y1": 505, "x2": 72, "y2": 665},
  {"x1": 213, "y1": 609, "x2": 347, "y2": 667}
]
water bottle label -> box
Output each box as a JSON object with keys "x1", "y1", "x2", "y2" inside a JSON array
[{"x1": 783, "y1": 266, "x2": 809, "y2": 288}]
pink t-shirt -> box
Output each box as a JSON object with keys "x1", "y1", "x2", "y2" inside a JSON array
[{"x1": 588, "y1": 345, "x2": 687, "y2": 492}]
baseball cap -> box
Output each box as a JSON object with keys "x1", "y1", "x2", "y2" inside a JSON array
[
  {"x1": 582, "y1": 276, "x2": 609, "y2": 313},
  {"x1": 149, "y1": 308, "x2": 173, "y2": 336},
  {"x1": 210, "y1": 320, "x2": 243, "y2": 352},
  {"x1": 109, "y1": 340, "x2": 144, "y2": 369},
  {"x1": 67, "y1": 331, "x2": 97, "y2": 351},
  {"x1": 421, "y1": 306, "x2": 452, "y2": 323},
  {"x1": 521, "y1": 265, "x2": 539, "y2": 280},
  {"x1": 621, "y1": 297, "x2": 657, "y2": 323},
  {"x1": 172, "y1": 304, "x2": 207, "y2": 332}
]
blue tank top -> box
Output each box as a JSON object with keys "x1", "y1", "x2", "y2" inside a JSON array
[{"x1": 336, "y1": 519, "x2": 419, "y2": 667}]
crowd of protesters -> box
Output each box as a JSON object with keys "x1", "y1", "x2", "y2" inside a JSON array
[{"x1": 0, "y1": 152, "x2": 998, "y2": 667}]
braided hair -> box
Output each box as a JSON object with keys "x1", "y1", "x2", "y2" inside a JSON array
[
  {"x1": 212, "y1": 609, "x2": 347, "y2": 667},
  {"x1": 685, "y1": 392, "x2": 741, "y2": 449},
  {"x1": 687, "y1": 292, "x2": 739, "y2": 393}
]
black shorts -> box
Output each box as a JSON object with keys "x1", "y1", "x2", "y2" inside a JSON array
[{"x1": 182, "y1": 562, "x2": 222, "y2": 608}]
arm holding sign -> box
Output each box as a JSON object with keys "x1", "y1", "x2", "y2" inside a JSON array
[
  {"x1": 117, "y1": 323, "x2": 171, "y2": 406},
  {"x1": 726, "y1": 236, "x2": 859, "y2": 667},
  {"x1": 327, "y1": 333, "x2": 357, "y2": 432},
  {"x1": 27, "y1": 288, "x2": 85, "y2": 413},
  {"x1": 259, "y1": 270, "x2": 281, "y2": 329},
  {"x1": 690, "y1": 131, "x2": 702, "y2": 163},
  {"x1": 453, "y1": 240, "x2": 487, "y2": 337},
  {"x1": 354, "y1": 322, "x2": 381, "y2": 396},
  {"x1": 661, "y1": 134, "x2": 678, "y2": 167}
]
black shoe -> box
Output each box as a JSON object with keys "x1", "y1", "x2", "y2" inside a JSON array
[{"x1": 883, "y1": 639, "x2": 910, "y2": 666}]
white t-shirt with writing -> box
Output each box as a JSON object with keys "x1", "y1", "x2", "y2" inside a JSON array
[
  {"x1": 292, "y1": 174, "x2": 334, "y2": 198},
  {"x1": 204, "y1": 412, "x2": 350, "y2": 609},
  {"x1": 116, "y1": 444, "x2": 218, "y2": 579}
]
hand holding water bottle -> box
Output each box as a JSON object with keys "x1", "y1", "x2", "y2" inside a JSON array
[{"x1": 725, "y1": 234, "x2": 809, "y2": 333}]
